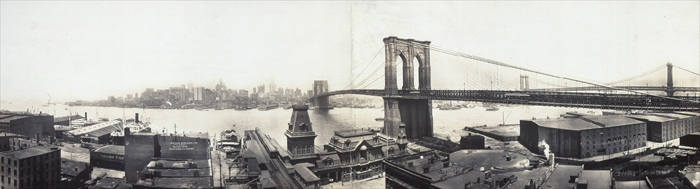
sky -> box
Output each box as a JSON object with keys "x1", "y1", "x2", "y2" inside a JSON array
[{"x1": 1, "y1": 1, "x2": 698, "y2": 103}]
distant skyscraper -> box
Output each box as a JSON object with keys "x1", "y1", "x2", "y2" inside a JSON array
[{"x1": 192, "y1": 87, "x2": 204, "y2": 101}]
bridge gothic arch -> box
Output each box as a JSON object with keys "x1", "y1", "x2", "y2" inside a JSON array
[{"x1": 383, "y1": 36, "x2": 431, "y2": 94}]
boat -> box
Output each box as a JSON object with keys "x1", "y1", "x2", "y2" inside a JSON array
[
  {"x1": 375, "y1": 118, "x2": 384, "y2": 121},
  {"x1": 217, "y1": 125, "x2": 242, "y2": 158},
  {"x1": 257, "y1": 104, "x2": 279, "y2": 111},
  {"x1": 486, "y1": 106, "x2": 499, "y2": 111},
  {"x1": 110, "y1": 120, "x2": 151, "y2": 145}
]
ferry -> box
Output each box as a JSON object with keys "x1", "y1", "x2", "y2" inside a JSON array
[{"x1": 216, "y1": 125, "x2": 242, "y2": 158}]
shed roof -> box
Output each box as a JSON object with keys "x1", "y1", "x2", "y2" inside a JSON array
[
  {"x1": 525, "y1": 115, "x2": 643, "y2": 131},
  {"x1": 293, "y1": 164, "x2": 320, "y2": 183}
]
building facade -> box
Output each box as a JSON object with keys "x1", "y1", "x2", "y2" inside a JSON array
[
  {"x1": 133, "y1": 159, "x2": 213, "y2": 189},
  {"x1": 0, "y1": 112, "x2": 55, "y2": 139},
  {"x1": 627, "y1": 112, "x2": 700, "y2": 142},
  {"x1": 90, "y1": 145, "x2": 125, "y2": 170},
  {"x1": 124, "y1": 132, "x2": 210, "y2": 183},
  {"x1": 0, "y1": 146, "x2": 61, "y2": 189},
  {"x1": 315, "y1": 129, "x2": 408, "y2": 183},
  {"x1": 520, "y1": 115, "x2": 646, "y2": 159},
  {"x1": 280, "y1": 105, "x2": 409, "y2": 185}
]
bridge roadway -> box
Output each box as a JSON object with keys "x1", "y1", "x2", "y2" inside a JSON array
[
  {"x1": 313, "y1": 89, "x2": 700, "y2": 111},
  {"x1": 530, "y1": 86, "x2": 700, "y2": 92}
]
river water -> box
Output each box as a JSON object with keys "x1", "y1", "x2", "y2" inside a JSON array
[{"x1": 1, "y1": 101, "x2": 599, "y2": 148}]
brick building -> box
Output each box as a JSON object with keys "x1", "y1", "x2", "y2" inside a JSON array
[
  {"x1": 0, "y1": 112, "x2": 55, "y2": 139},
  {"x1": 519, "y1": 115, "x2": 646, "y2": 159},
  {"x1": 627, "y1": 112, "x2": 700, "y2": 142},
  {"x1": 0, "y1": 146, "x2": 61, "y2": 189},
  {"x1": 124, "y1": 132, "x2": 210, "y2": 183}
]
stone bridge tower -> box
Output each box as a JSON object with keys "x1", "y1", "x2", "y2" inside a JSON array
[{"x1": 383, "y1": 36, "x2": 433, "y2": 139}]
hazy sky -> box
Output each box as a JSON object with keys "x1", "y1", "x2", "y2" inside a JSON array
[{"x1": 1, "y1": 1, "x2": 698, "y2": 102}]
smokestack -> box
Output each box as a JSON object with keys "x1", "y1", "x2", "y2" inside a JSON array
[
  {"x1": 84, "y1": 112, "x2": 88, "y2": 121},
  {"x1": 135, "y1": 113, "x2": 139, "y2": 123}
]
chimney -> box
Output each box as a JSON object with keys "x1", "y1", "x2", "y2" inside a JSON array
[
  {"x1": 135, "y1": 113, "x2": 140, "y2": 123},
  {"x1": 84, "y1": 112, "x2": 88, "y2": 121}
]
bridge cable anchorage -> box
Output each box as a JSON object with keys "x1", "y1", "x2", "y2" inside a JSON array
[{"x1": 392, "y1": 40, "x2": 699, "y2": 104}]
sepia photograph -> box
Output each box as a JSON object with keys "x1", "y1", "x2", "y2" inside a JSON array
[{"x1": 0, "y1": 1, "x2": 699, "y2": 189}]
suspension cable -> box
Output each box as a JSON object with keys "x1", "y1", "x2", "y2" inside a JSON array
[
  {"x1": 676, "y1": 65, "x2": 700, "y2": 77},
  {"x1": 391, "y1": 40, "x2": 697, "y2": 103}
]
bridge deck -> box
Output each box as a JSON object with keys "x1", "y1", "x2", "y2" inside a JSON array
[{"x1": 311, "y1": 89, "x2": 699, "y2": 111}]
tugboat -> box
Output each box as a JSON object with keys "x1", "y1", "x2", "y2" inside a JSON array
[{"x1": 216, "y1": 124, "x2": 241, "y2": 158}]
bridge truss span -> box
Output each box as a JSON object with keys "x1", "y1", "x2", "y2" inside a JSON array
[{"x1": 313, "y1": 89, "x2": 700, "y2": 111}]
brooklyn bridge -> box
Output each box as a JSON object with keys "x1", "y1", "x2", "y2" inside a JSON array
[{"x1": 310, "y1": 36, "x2": 700, "y2": 139}]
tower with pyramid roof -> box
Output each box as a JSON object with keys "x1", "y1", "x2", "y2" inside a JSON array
[{"x1": 285, "y1": 105, "x2": 318, "y2": 164}]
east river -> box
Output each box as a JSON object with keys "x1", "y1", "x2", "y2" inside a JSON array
[{"x1": 1, "y1": 101, "x2": 601, "y2": 148}]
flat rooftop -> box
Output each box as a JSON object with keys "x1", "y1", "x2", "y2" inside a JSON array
[
  {"x1": 524, "y1": 115, "x2": 644, "y2": 131},
  {"x1": 615, "y1": 180, "x2": 651, "y2": 189},
  {"x1": 54, "y1": 115, "x2": 84, "y2": 123},
  {"x1": 470, "y1": 125, "x2": 519, "y2": 137},
  {"x1": 626, "y1": 114, "x2": 676, "y2": 122},
  {"x1": 293, "y1": 163, "x2": 320, "y2": 183},
  {"x1": 146, "y1": 159, "x2": 210, "y2": 169},
  {"x1": 579, "y1": 170, "x2": 612, "y2": 189},
  {"x1": 61, "y1": 159, "x2": 89, "y2": 177},
  {"x1": 334, "y1": 128, "x2": 376, "y2": 138},
  {"x1": 1, "y1": 146, "x2": 59, "y2": 159},
  {"x1": 94, "y1": 145, "x2": 125, "y2": 155},
  {"x1": 136, "y1": 177, "x2": 212, "y2": 188},
  {"x1": 652, "y1": 112, "x2": 692, "y2": 119},
  {"x1": 542, "y1": 165, "x2": 583, "y2": 189},
  {"x1": 0, "y1": 115, "x2": 28, "y2": 123},
  {"x1": 389, "y1": 149, "x2": 540, "y2": 188}
]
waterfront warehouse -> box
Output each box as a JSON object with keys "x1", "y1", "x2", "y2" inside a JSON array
[
  {"x1": 519, "y1": 115, "x2": 646, "y2": 159},
  {"x1": 65, "y1": 120, "x2": 123, "y2": 144},
  {"x1": 627, "y1": 112, "x2": 700, "y2": 142},
  {"x1": 0, "y1": 112, "x2": 55, "y2": 139}
]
